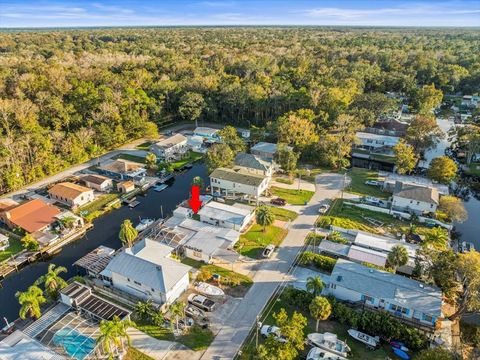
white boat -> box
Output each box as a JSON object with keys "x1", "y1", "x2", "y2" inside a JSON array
[
  {"x1": 135, "y1": 218, "x2": 154, "y2": 231},
  {"x1": 194, "y1": 282, "x2": 225, "y2": 297},
  {"x1": 307, "y1": 347, "x2": 348, "y2": 360},
  {"x1": 307, "y1": 333, "x2": 350, "y2": 357},
  {"x1": 154, "y1": 184, "x2": 168, "y2": 192},
  {"x1": 347, "y1": 329, "x2": 379, "y2": 348}
]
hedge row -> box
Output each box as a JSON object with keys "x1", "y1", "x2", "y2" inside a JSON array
[{"x1": 299, "y1": 251, "x2": 337, "y2": 273}]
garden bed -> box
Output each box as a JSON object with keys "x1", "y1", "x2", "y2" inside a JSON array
[{"x1": 236, "y1": 224, "x2": 288, "y2": 259}]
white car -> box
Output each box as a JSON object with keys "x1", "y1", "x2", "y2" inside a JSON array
[
  {"x1": 262, "y1": 244, "x2": 275, "y2": 258},
  {"x1": 260, "y1": 325, "x2": 287, "y2": 343},
  {"x1": 318, "y1": 204, "x2": 330, "y2": 214},
  {"x1": 363, "y1": 196, "x2": 381, "y2": 205},
  {"x1": 365, "y1": 180, "x2": 382, "y2": 186}
]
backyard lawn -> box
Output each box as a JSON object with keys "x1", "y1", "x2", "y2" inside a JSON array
[
  {"x1": 115, "y1": 153, "x2": 147, "y2": 164},
  {"x1": 346, "y1": 167, "x2": 388, "y2": 198},
  {"x1": 78, "y1": 193, "x2": 121, "y2": 214},
  {"x1": 236, "y1": 224, "x2": 288, "y2": 258},
  {"x1": 266, "y1": 206, "x2": 298, "y2": 221},
  {"x1": 318, "y1": 199, "x2": 435, "y2": 238},
  {"x1": 135, "y1": 141, "x2": 152, "y2": 151},
  {"x1": 270, "y1": 187, "x2": 314, "y2": 205},
  {"x1": 0, "y1": 237, "x2": 23, "y2": 263},
  {"x1": 124, "y1": 347, "x2": 155, "y2": 360},
  {"x1": 170, "y1": 151, "x2": 203, "y2": 169}
]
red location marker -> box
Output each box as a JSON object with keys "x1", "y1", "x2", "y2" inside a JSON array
[{"x1": 189, "y1": 185, "x2": 202, "y2": 214}]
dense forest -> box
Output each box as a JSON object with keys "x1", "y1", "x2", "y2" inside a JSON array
[{"x1": 0, "y1": 27, "x2": 479, "y2": 194}]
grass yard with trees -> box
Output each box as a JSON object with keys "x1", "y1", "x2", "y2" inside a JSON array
[
  {"x1": 270, "y1": 187, "x2": 314, "y2": 205},
  {"x1": 237, "y1": 224, "x2": 288, "y2": 259},
  {"x1": 346, "y1": 168, "x2": 387, "y2": 199}
]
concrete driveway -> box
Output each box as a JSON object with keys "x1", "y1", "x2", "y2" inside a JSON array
[
  {"x1": 128, "y1": 328, "x2": 176, "y2": 360},
  {"x1": 200, "y1": 173, "x2": 345, "y2": 360}
]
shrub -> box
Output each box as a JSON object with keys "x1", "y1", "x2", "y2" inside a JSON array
[
  {"x1": 299, "y1": 251, "x2": 337, "y2": 273},
  {"x1": 281, "y1": 287, "x2": 314, "y2": 308},
  {"x1": 196, "y1": 267, "x2": 213, "y2": 282}
]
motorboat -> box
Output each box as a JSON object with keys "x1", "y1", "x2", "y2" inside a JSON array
[
  {"x1": 307, "y1": 332, "x2": 350, "y2": 357},
  {"x1": 153, "y1": 184, "x2": 168, "y2": 192},
  {"x1": 135, "y1": 218, "x2": 154, "y2": 231},
  {"x1": 194, "y1": 282, "x2": 225, "y2": 297},
  {"x1": 392, "y1": 347, "x2": 410, "y2": 359},
  {"x1": 390, "y1": 340, "x2": 409, "y2": 352},
  {"x1": 347, "y1": 329, "x2": 379, "y2": 348},
  {"x1": 306, "y1": 347, "x2": 348, "y2": 360}
]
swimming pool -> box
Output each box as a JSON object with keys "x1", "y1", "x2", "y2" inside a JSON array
[{"x1": 53, "y1": 327, "x2": 96, "y2": 360}]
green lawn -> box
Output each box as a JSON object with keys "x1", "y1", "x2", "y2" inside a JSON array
[
  {"x1": 239, "y1": 296, "x2": 394, "y2": 360},
  {"x1": 124, "y1": 347, "x2": 155, "y2": 360},
  {"x1": 115, "y1": 153, "x2": 147, "y2": 164},
  {"x1": 0, "y1": 237, "x2": 23, "y2": 263},
  {"x1": 236, "y1": 224, "x2": 288, "y2": 258},
  {"x1": 178, "y1": 326, "x2": 215, "y2": 351},
  {"x1": 170, "y1": 151, "x2": 204, "y2": 170},
  {"x1": 78, "y1": 193, "x2": 121, "y2": 215},
  {"x1": 275, "y1": 177, "x2": 294, "y2": 185},
  {"x1": 270, "y1": 187, "x2": 314, "y2": 205},
  {"x1": 135, "y1": 319, "x2": 175, "y2": 342},
  {"x1": 135, "y1": 141, "x2": 152, "y2": 151},
  {"x1": 266, "y1": 206, "x2": 298, "y2": 222},
  {"x1": 346, "y1": 168, "x2": 388, "y2": 199},
  {"x1": 318, "y1": 199, "x2": 434, "y2": 237}
]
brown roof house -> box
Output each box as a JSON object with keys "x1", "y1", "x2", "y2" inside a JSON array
[
  {"x1": 98, "y1": 159, "x2": 146, "y2": 180},
  {"x1": 48, "y1": 182, "x2": 95, "y2": 208},
  {"x1": 0, "y1": 199, "x2": 61, "y2": 233},
  {"x1": 117, "y1": 181, "x2": 135, "y2": 194},
  {"x1": 82, "y1": 174, "x2": 113, "y2": 192}
]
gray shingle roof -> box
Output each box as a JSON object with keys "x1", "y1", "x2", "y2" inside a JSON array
[
  {"x1": 210, "y1": 167, "x2": 266, "y2": 187},
  {"x1": 234, "y1": 153, "x2": 272, "y2": 171},
  {"x1": 331, "y1": 259, "x2": 442, "y2": 316},
  {"x1": 393, "y1": 181, "x2": 439, "y2": 204}
]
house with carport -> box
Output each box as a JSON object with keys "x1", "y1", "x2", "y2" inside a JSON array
[
  {"x1": 81, "y1": 174, "x2": 113, "y2": 192},
  {"x1": 48, "y1": 182, "x2": 94, "y2": 208}
]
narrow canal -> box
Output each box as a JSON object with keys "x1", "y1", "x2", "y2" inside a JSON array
[{"x1": 0, "y1": 163, "x2": 208, "y2": 323}]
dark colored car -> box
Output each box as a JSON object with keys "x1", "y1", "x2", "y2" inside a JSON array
[{"x1": 270, "y1": 197, "x2": 286, "y2": 206}]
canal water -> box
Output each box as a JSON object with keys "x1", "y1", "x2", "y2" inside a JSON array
[{"x1": 0, "y1": 163, "x2": 208, "y2": 323}]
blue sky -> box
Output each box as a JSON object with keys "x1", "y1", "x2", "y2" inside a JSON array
[{"x1": 0, "y1": 1, "x2": 479, "y2": 28}]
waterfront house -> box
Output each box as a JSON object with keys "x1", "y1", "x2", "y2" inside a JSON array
[
  {"x1": 327, "y1": 259, "x2": 443, "y2": 328},
  {"x1": 392, "y1": 181, "x2": 439, "y2": 215},
  {"x1": 150, "y1": 133, "x2": 188, "y2": 161},
  {"x1": 0, "y1": 198, "x2": 61, "y2": 233},
  {"x1": 187, "y1": 135, "x2": 207, "y2": 153},
  {"x1": 209, "y1": 167, "x2": 269, "y2": 204},
  {"x1": 351, "y1": 131, "x2": 401, "y2": 171},
  {"x1": 98, "y1": 159, "x2": 146, "y2": 180},
  {"x1": 197, "y1": 201, "x2": 255, "y2": 232},
  {"x1": 101, "y1": 238, "x2": 191, "y2": 305},
  {"x1": 356, "y1": 131, "x2": 400, "y2": 150},
  {"x1": 0, "y1": 330, "x2": 67, "y2": 360},
  {"x1": 117, "y1": 180, "x2": 135, "y2": 193},
  {"x1": 382, "y1": 174, "x2": 449, "y2": 196},
  {"x1": 48, "y1": 182, "x2": 95, "y2": 208},
  {"x1": 193, "y1": 127, "x2": 220, "y2": 143},
  {"x1": 234, "y1": 152, "x2": 274, "y2": 178},
  {"x1": 81, "y1": 174, "x2": 113, "y2": 192},
  {"x1": 0, "y1": 233, "x2": 9, "y2": 251},
  {"x1": 250, "y1": 142, "x2": 291, "y2": 161}
]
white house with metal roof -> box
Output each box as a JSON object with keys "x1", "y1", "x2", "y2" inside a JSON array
[
  {"x1": 198, "y1": 201, "x2": 255, "y2": 231},
  {"x1": 234, "y1": 152, "x2": 274, "y2": 178},
  {"x1": 250, "y1": 142, "x2": 292, "y2": 161},
  {"x1": 355, "y1": 132, "x2": 400, "y2": 150},
  {"x1": 327, "y1": 259, "x2": 443, "y2": 327},
  {"x1": 210, "y1": 167, "x2": 269, "y2": 204},
  {"x1": 392, "y1": 181, "x2": 439, "y2": 214},
  {"x1": 150, "y1": 133, "x2": 188, "y2": 161},
  {"x1": 193, "y1": 127, "x2": 221, "y2": 142},
  {"x1": 101, "y1": 238, "x2": 191, "y2": 305},
  {"x1": 0, "y1": 330, "x2": 66, "y2": 360}
]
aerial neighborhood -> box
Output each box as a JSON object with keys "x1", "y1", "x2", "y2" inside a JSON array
[{"x1": 0, "y1": 23, "x2": 479, "y2": 360}]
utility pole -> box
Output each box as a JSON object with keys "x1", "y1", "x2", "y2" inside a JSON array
[{"x1": 256, "y1": 315, "x2": 261, "y2": 349}]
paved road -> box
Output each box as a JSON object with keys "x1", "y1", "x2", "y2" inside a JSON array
[{"x1": 200, "y1": 173, "x2": 345, "y2": 360}]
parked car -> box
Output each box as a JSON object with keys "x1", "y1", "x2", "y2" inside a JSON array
[
  {"x1": 185, "y1": 305, "x2": 206, "y2": 319},
  {"x1": 363, "y1": 196, "x2": 381, "y2": 206},
  {"x1": 318, "y1": 204, "x2": 330, "y2": 214},
  {"x1": 262, "y1": 244, "x2": 275, "y2": 258},
  {"x1": 365, "y1": 180, "x2": 382, "y2": 186},
  {"x1": 188, "y1": 294, "x2": 216, "y2": 312},
  {"x1": 270, "y1": 197, "x2": 286, "y2": 206},
  {"x1": 260, "y1": 325, "x2": 287, "y2": 343}
]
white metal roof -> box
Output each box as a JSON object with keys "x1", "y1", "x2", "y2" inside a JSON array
[
  {"x1": 0, "y1": 331, "x2": 66, "y2": 360},
  {"x1": 354, "y1": 232, "x2": 418, "y2": 259},
  {"x1": 347, "y1": 245, "x2": 387, "y2": 267},
  {"x1": 198, "y1": 201, "x2": 254, "y2": 226},
  {"x1": 356, "y1": 132, "x2": 400, "y2": 146}
]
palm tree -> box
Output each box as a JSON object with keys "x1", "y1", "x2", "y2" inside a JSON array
[
  {"x1": 97, "y1": 315, "x2": 135, "y2": 359},
  {"x1": 58, "y1": 216, "x2": 77, "y2": 230},
  {"x1": 15, "y1": 285, "x2": 46, "y2": 320},
  {"x1": 309, "y1": 296, "x2": 332, "y2": 331},
  {"x1": 424, "y1": 227, "x2": 449, "y2": 250},
  {"x1": 256, "y1": 206, "x2": 275, "y2": 232},
  {"x1": 119, "y1": 219, "x2": 138, "y2": 248},
  {"x1": 169, "y1": 301, "x2": 186, "y2": 332},
  {"x1": 306, "y1": 276, "x2": 324, "y2": 297},
  {"x1": 387, "y1": 245, "x2": 409, "y2": 271},
  {"x1": 35, "y1": 263, "x2": 68, "y2": 299},
  {"x1": 134, "y1": 299, "x2": 154, "y2": 322},
  {"x1": 21, "y1": 233, "x2": 39, "y2": 251}
]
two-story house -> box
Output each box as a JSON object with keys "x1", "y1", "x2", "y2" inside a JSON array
[
  {"x1": 391, "y1": 181, "x2": 439, "y2": 215},
  {"x1": 327, "y1": 259, "x2": 443, "y2": 327},
  {"x1": 234, "y1": 152, "x2": 274, "y2": 179},
  {"x1": 150, "y1": 133, "x2": 188, "y2": 161}
]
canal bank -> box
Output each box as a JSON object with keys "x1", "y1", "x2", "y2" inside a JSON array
[{"x1": 0, "y1": 163, "x2": 208, "y2": 323}]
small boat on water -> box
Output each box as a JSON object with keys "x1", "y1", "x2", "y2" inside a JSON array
[
  {"x1": 307, "y1": 333, "x2": 350, "y2": 358},
  {"x1": 392, "y1": 347, "x2": 410, "y2": 359},
  {"x1": 194, "y1": 282, "x2": 224, "y2": 297},
  {"x1": 347, "y1": 329, "x2": 379, "y2": 348},
  {"x1": 390, "y1": 340, "x2": 409, "y2": 352},
  {"x1": 135, "y1": 218, "x2": 154, "y2": 231},
  {"x1": 128, "y1": 200, "x2": 140, "y2": 208},
  {"x1": 306, "y1": 347, "x2": 348, "y2": 360},
  {"x1": 153, "y1": 184, "x2": 168, "y2": 192}
]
